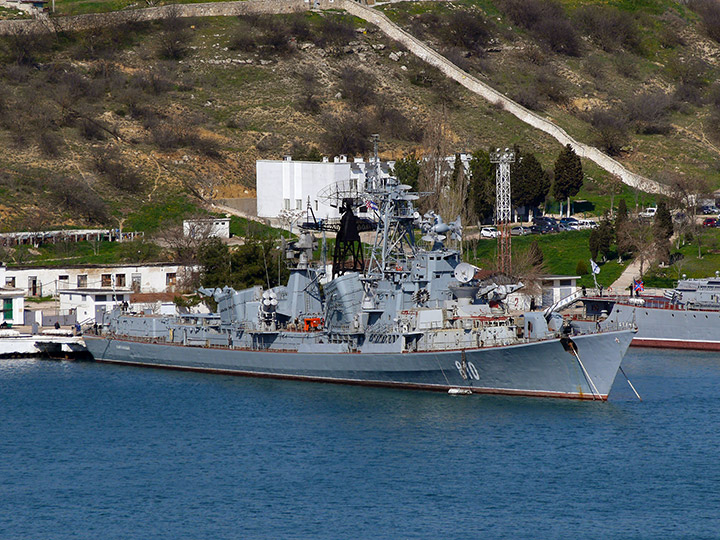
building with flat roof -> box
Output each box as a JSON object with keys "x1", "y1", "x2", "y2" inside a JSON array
[{"x1": 256, "y1": 156, "x2": 394, "y2": 222}]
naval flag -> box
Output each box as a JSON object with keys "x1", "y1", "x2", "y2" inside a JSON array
[
  {"x1": 365, "y1": 200, "x2": 379, "y2": 211},
  {"x1": 590, "y1": 259, "x2": 600, "y2": 275},
  {"x1": 633, "y1": 279, "x2": 644, "y2": 292}
]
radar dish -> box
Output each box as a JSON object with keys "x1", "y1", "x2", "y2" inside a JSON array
[
  {"x1": 454, "y1": 262, "x2": 478, "y2": 284},
  {"x1": 316, "y1": 179, "x2": 364, "y2": 209}
]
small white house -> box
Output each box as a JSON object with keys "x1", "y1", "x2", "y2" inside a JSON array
[
  {"x1": 59, "y1": 288, "x2": 133, "y2": 325},
  {"x1": 0, "y1": 264, "x2": 24, "y2": 326},
  {"x1": 540, "y1": 275, "x2": 580, "y2": 307},
  {"x1": 183, "y1": 218, "x2": 231, "y2": 239}
]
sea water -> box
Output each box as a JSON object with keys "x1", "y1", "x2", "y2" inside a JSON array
[{"x1": 1, "y1": 349, "x2": 719, "y2": 539}]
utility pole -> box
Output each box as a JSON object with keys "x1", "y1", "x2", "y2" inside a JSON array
[{"x1": 490, "y1": 148, "x2": 515, "y2": 275}]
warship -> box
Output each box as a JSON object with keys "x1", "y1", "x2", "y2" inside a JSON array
[
  {"x1": 85, "y1": 158, "x2": 636, "y2": 400},
  {"x1": 578, "y1": 275, "x2": 720, "y2": 351}
]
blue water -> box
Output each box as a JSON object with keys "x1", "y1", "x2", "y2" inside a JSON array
[{"x1": 1, "y1": 349, "x2": 719, "y2": 539}]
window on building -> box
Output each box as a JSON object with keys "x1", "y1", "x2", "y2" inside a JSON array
[
  {"x1": 5, "y1": 277, "x2": 15, "y2": 288},
  {"x1": 166, "y1": 273, "x2": 177, "y2": 287},
  {"x1": 131, "y1": 274, "x2": 142, "y2": 292},
  {"x1": 3, "y1": 298, "x2": 12, "y2": 320},
  {"x1": 559, "y1": 279, "x2": 572, "y2": 287},
  {"x1": 58, "y1": 275, "x2": 69, "y2": 289},
  {"x1": 95, "y1": 295, "x2": 107, "y2": 302},
  {"x1": 296, "y1": 199, "x2": 302, "y2": 210},
  {"x1": 115, "y1": 274, "x2": 126, "y2": 287},
  {"x1": 77, "y1": 275, "x2": 88, "y2": 288},
  {"x1": 283, "y1": 199, "x2": 290, "y2": 210},
  {"x1": 101, "y1": 274, "x2": 112, "y2": 287}
]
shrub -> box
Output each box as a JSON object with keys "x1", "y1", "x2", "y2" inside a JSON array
[
  {"x1": 625, "y1": 91, "x2": 674, "y2": 134},
  {"x1": 94, "y1": 148, "x2": 143, "y2": 193},
  {"x1": 321, "y1": 112, "x2": 372, "y2": 156},
  {"x1": 500, "y1": 0, "x2": 579, "y2": 55},
  {"x1": 338, "y1": 66, "x2": 376, "y2": 106},
  {"x1": 575, "y1": 260, "x2": 588, "y2": 275},
  {"x1": 79, "y1": 118, "x2": 107, "y2": 141},
  {"x1": 315, "y1": 15, "x2": 356, "y2": 48},
  {"x1": 590, "y1": 109, "x2": 629, "y2": 156},
  {"x1": 573, "y1": 5, "x2": 639, "y2": 52},
  {"x1": 513, "y1": 86, "x2": 543, "y2": 111},
  {"x1": 442, "y1": 10, "x2": 493, "y2": 53},
  {"x1": 690, "y1": 0, "x2": 720, "y2": 43},
  {"x1": 535, "y1": 66, "x2": 568, "y2": 104},
  {"x1": 51, "y1": 176, "x2": 108, "y2": 224},
  {"x1": 38, "y1": 132, "x2": 64, "y2": 158},
  {"x1": 614, "y1": 53, "x2": 637, "y2": 79},
  {"x1": 536, "y1": 18, "x2": 581, "y2": 56}
]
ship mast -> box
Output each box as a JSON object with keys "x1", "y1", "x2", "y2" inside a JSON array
[{"x1": 365, "y1": 136, "x2": 421, "y2": 277}]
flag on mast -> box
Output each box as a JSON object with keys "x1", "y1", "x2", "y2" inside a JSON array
[{"x1": 590, "y1": 259, "x2": 600, "y2": 275}]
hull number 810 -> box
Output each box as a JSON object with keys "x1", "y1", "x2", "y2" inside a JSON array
[{"x1": 455, "y1": 360, "x2": 479, "y2": 380}]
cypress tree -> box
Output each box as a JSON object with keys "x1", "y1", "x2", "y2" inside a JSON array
[
  {"x1": 393, "y1": 153, "x2": 421, "y2": 191},
  {"x1": 468, "y1": 148, "x2": 494, "y2": 223},
  {"x1": 512, "y1": 152, "x2": 551, "y2": 210},
  {"x1": 552, "y1": 144, "x2": 583, "y2": 216}
]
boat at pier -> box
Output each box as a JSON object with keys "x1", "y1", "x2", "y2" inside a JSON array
[
  {"x1": 577, "y1": 275, "x2": 720, "y2": 351},
  {"x1": 84, "y1": 159, "x2": 635, "y2": 400}
]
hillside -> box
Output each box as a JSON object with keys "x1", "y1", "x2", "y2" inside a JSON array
[{"x1": 0, "y1": 0, "x2": 719, "y2": 237}]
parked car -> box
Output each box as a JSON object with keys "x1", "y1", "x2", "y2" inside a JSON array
[
  {"x1": 578, "y1": 219, "x2": 598, "y2": 229},
  {"x1": 559, "y1": 217, "x2": 580, "y2": 230},
  {"x1": 480, "y1": 226, "x2": 499, "y2": 238},
  {"x1": 702, "y1": 205, "x2": 719, "y2": 215},
  {"x1": 639, "y1": 207, "x2": 657, "y2": 218},
  {"x1": 703, "y1": 217, "x2": 717, "y2": 228},
  {"x1": 511, "y1": 226, "x2": 530, "y2": 236}
]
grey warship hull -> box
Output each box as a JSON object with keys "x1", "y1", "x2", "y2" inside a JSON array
[{"x1": 84, "y1": 328, "x2": 634, "y2": 400}]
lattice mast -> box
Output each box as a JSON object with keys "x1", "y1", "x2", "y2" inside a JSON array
[{"x1": 490, "y1": 148, "x2": 515, "y2": 275}]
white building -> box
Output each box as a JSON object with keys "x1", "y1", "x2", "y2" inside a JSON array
[
  {"x1": 4, "y1": 263, "x2": 196, "y2": 298},
  {"x1": 183, "y1": 218, "x2": 231, "y2": 239},
  {"x1": 0, "y1": 264, "x2": 24, "y2": 326},
  {"x1": 59, "y1": 289, "x2": 133, "y2": 325},
  {"x1": 256, "y1": 156, "x2": 394, "y2": 221}
]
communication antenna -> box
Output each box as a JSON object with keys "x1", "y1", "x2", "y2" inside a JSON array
[{"x1": 490, "y1": 148, "x2": 515, "y2": 275}]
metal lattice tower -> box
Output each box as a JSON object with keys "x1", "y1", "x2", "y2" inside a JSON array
[{"x1": 490, "y1": 148, "x2": 515, "y2": 274}]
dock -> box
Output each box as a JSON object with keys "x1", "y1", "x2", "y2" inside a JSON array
[{"x1": 0, "y1": 328, "x2": 89, "y2": 359}]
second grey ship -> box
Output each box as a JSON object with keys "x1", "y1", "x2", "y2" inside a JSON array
[
  {"x1": 580, "y1": 275, "x2": 720, "y2": 351},
  {"x1": 85, "y1": 162, "x2": 635, "y2": 400}
]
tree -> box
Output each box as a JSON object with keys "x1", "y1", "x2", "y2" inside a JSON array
[
  {"x1": 667, "y1": 173, "x2": 710, "y2": 258},
  {"x1": 653, "y1": 201, "x2": 673, "y2": 242},
  {"x1": 601, "y1": 174, "x2": 624, "y2": 218},
  {"x1": 392, "y1": 153, "x2": 421, "y2": 191},
  {"x1": 589, "y1": 216, "x2": 614, "y2": 261},
  {"x1": 512, "y1": 151, "x2": 550, "y2": 217},
  {"x1": 199, "y1": 237, "x2": 288, "y2": 290},
  {"x1": 468, "y1": 148, "x2": 494, "y2": 224},
  {"x1": 615, "y1": 199, "x2": 631, "y2": 259},
  {"x1": 552, "y1": 144, "x2": 583, "y2": 217}
]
